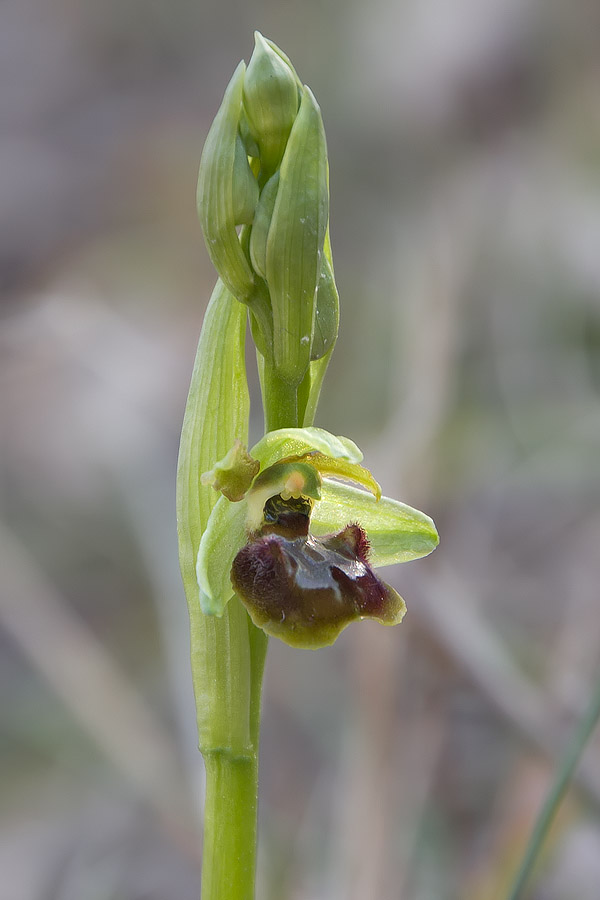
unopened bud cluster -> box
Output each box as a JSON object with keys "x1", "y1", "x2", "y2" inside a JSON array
[{"x1": 198, "y1": 32, "x2": 339, "y2": 387}]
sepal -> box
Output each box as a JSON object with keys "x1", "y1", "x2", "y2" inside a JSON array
[
  {"x1": 312, "y1": 481, "x2": 439, "y2": 566},
  {"x1": 251, "y1": 426, "x2": 362, "y2": 469}
]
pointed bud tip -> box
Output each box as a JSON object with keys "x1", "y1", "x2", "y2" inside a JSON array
[{"x1": 253, "y1": 31, "x2": 268, "y2": 50}]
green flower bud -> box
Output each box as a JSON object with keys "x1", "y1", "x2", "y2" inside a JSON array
[
  {"x1": 266, "y1": 86, "x2": 329, "y2": 385},
  {"x1": 232, "y1": 133, "x2": 259, "y2": 225},
  {"x1": 261, "y1": 37, "x2": 303, "y2": 90},
  {"x1": 197, "y1": 61, "x2": 258, "y2": 304},
  {"x1": 243, "y1": 32, "x2": 300, "y2": 175},
  {"x1": 249, "y1": 172, "x2": 279, "y2": 280},
  {"x1": 238, "y1": 110, "x2": 260, "y2": 159},
  {"x1": 311, "y1": 252, "x2": 339, "y2": 361}
]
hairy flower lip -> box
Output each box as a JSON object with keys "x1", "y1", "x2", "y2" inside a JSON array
[{"x1": 231, "y1": 523, "x2": 406, "y2": 649}]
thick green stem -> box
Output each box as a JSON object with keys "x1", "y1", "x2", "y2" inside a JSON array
[
  {"x1": 198, "y1": 355, "x2": 300, "y2": 900},
  {"x1": 202, "y1": 751, "x2": 260, "y2": 900},
  {"x1": 197, "y1": 607, "x2": 268, "y2": 900},
  {"x1": 260, "y1": 361, "x2": 299, "y2": 432}
]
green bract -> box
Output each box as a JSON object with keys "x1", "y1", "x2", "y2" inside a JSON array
[
  {"x1": 197, "y1": 427, "x2": 439, "y2": 647},
  {"x1": 176, "y1": 278, "x2": 264, "y2": 754}
]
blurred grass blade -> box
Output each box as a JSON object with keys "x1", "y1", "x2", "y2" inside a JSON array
[{"x1": 506, "y1": 671, "x2": 600, "y2": 900}]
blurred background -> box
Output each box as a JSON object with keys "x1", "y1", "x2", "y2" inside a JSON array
[{"x1": 2, "y1": 0, "x2": 600, "y2": 898}]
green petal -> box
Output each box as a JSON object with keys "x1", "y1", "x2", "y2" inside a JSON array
[
  {"x1": 307, "y1": 453, "x2": 381, "y2": 500},
  {"x1": 251, "y1": 426, "x2": 362, "y2": 469},
  {"x1": 196, "y1": 495, "x2": 248, "y2": 616},
  {"x1": 310, "y1": 482, "x2": 439, "y2": 566},
  {"x1": 200, "y1": 439, "x2": 260, "y2": 501}
]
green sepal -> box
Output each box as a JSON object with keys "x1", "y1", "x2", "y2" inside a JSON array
[
  {"x1": 311, "y1": 482, "x2": 439, "y2": 567},
  {"x1": 266, "y1": 86, "x2": 329, "y2": 385},
  {"x1": 250, "y1": 427, "x2": 362, "y2": 469},
  {"x1": 243, "y1": 32, "x2": 299, "y2": 175},
  {"x1": 197, "y1": 61, "x2": 257, "y2": 305}
]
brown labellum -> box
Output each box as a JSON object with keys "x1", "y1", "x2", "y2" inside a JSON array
[{"x1": 231, "y1": 519, "x2": 405, "y2": 648}]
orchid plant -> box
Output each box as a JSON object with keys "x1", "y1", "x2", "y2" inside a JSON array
[{"x1": 176, "y1": 33, "x2": 438, "y2": 899}]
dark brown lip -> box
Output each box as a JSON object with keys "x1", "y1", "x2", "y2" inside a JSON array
[{"x1": 231, "y1": 523, "x2": 403, "y2": 648}]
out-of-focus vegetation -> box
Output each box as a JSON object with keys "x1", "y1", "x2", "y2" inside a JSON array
[{"x1": 2, "y1": 1, "x2": 600, "y2": 898}]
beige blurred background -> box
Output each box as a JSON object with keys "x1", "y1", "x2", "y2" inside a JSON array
[{"x1": 2, "y1": 1, "x2": 600, "y2": 898}]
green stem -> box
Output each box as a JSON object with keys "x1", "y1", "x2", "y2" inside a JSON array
[
  {"x1": 202, "y1": 599, "x2": 269, "y2": 900},
  {"x1": 260, "y1": 360, "x2": 299, "y2": 432},
  {"x1": 197, "y1": 601, "x2": 268, "y2": 900},
  {"x1": 202, "y1": 751, "x2": 260, "y2": 899},
  {"x1": 506, "y1": 671, "x2": 600, "y2": 900},
  {"x1": 200, "y1": 350, "x2": 300, "y2": 899}
]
